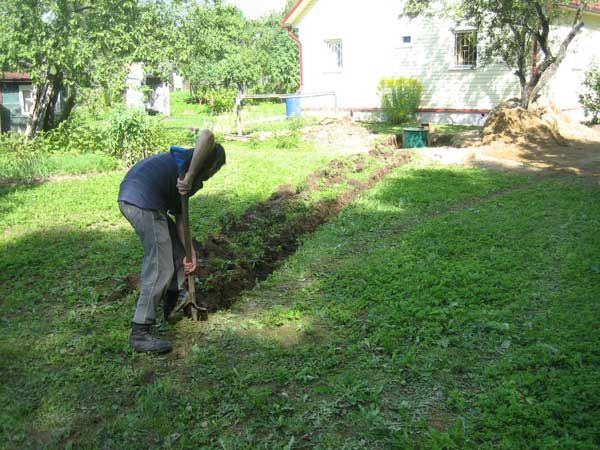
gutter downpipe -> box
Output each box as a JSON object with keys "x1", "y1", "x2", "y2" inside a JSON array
[{"x1": 282, "y1": 25, "x2": 304, "y2": 94}]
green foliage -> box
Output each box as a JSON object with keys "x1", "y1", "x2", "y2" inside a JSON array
[
  {"x1": 104, "y1": 108, "x2": 167, "y2": 166},
  {"x1": 580, "y1": 63, "x2": 600, "y2": 123},
  {"x1": 253, "y1": 11, "x2": 300, "y2": 94},
  {"x1": 194, "y1": 87, "x2": 238, "y2": 113},
  {"x1": 378, "y1": 78, "x2": 423, "y2": 124},
  {"x1": 0, "y1": 0, "x2": 182, "y2": 134},
  {"x1": 0, "y1": 130, "x2": 119, "y2": 182},
  {"x1": 177, "y1": 1, "x2": 299, "y2": 106}
]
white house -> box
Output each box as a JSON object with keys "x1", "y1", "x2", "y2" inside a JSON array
[{"x1": 282, "y1": 0, "x2": 600, "y2": 125}]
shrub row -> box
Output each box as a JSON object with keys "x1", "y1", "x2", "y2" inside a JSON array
[{"x1": 0, "y1": 108, "x2": 196, "y2": 170}]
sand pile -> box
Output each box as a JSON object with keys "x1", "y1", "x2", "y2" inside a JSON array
[
  {"x1": 482, "y1": 100, "x2": 600, "y2": 147},
  {"x1": 538, "y1": 104, "x2": 600, "y2": 142}
]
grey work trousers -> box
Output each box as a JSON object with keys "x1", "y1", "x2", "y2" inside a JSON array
[{"x1": 119, "y1": 201, "x2": 185, "y2": 324}]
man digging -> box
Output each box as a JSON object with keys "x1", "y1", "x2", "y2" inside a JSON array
[{"x1": 118, "y1": 130, "x2": 225, "y2": 353}]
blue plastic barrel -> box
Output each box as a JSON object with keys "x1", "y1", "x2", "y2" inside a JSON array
[{"x1": 285, "y1": 96, "x2": 302, "y2": 118}]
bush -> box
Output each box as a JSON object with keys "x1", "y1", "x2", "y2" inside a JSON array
[
  {"x1": 580, "y1": 64, "x2": 600, "y2": 124},
  {"x1": 193, "y1": 87, "x2": 237, "y2": 114},
  {"x1": 42, "y1": 117, "x2": 108, "y2": 154},
  {"x1": 378, "y1": 77, "x2": 423, "y2": 124},
  {"x1": 104, "y1": 108, "x2": 167, "y2": 166}
]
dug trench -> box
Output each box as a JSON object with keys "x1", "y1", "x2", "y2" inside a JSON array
[{"x1": 106, "y1": 146, "x2": 411, "y2": 314}]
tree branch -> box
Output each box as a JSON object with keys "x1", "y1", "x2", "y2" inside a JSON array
[{"x1": 528, "y1": 10, "x2": 585, "y2": 104}]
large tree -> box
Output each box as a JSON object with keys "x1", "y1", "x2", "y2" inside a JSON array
[
  {"x1": 177, "y1": 0, "x2": 299, "y2": 99},
  {"x1": 404, "y1": 0, "x2": 588, "y2": 109},
  {"x1": 253, "y1": 10, "x2": 300, "y2": 94},
  {"x1": 0, "y1": 0, "x2": 169, "y2": 138}
]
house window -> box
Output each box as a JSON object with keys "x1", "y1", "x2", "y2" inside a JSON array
[
  {"x1": 324, "y1": 39, "x2": 343, "y2": 71},
  {"x1": 454, "y1": 30, "x2": 477, "y2": 67},
  {"x1": 19, "y1": 85, "x2": 34, "y2": 115},
  {"x1": 402, "y1": 35, "x2": 412, "y2": 44}
]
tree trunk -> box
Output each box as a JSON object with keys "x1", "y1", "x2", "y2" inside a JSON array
[
  {"x1": 25, "y1": 75, "x2": 65, "y2": 139},
  {"x1": 26, "y1": 82, "x2": 55, "y2": 139},
  {"x1": 527, "y1": 21, "x2": 585, "y2": 107},
  {"x1": 524, "y1": 5, "x2": 585, "y2": 110},
  {"x1": 55, "y1": 88, "x2": 77, "y2": 126}
]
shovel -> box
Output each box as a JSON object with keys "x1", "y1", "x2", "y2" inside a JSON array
[{"x1": 170, "y1": 145, "x2": 209, "y2": 321}]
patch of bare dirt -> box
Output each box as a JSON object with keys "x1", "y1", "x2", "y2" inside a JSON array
[
  {"x1": 419, "y1": 102, "x2": 600, "y2": 178},
  {"x1": 301, "y1": 118, "x2": 378, "y2": 154}
]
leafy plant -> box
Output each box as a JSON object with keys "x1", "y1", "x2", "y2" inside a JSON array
[
  {"x1": 378, "y1": 77, "x2": 423, "y2": 124},
  {"x1": 580, "y1": 63, "x2": 600, "y2": 124},
  {"x1": 195, "y1": 87, "x2": 237, "y2": 114},
  {"x1": 104, "y1": 108, "x2": 166, "y2": 166}
]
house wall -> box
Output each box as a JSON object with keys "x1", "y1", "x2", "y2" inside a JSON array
[
  {"x1": 294, "y1": 0, "x2": 598, "y2": 124},
  {"x1": 540, "y1": 11, "x2": 600, "y2": 121}
]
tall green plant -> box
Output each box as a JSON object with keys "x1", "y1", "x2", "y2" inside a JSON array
[
  {"x1": 580, "y1": 64, "x2": 600, "y2": 124},
  {"x1": 378, "y1": 78, "x2": 423, "y2": 124},
  {"x1": 105, "y1": 109, "x2": 165, "y2": 166}
]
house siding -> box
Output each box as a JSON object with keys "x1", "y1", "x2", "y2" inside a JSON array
[
  {"x1": 293, "y1": 0, "x2": 597, "y2": 123},
  {"x1": 542, "y1": 11, "x2": 600, "y2": 121},
  {"x1": 389, "y1": 15, "x2": 519, "y2": 111}
]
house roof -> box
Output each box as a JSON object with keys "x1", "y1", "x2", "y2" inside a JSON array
[
  {"x1": 281, "y1": 0, "x2": 317, "y2": 27},
  {"x1": 1, "y1": 72, "x2": 32, "y2": 82},
  {"x1": 281, "y1": 0, "x2": 600, "y2": 27}
]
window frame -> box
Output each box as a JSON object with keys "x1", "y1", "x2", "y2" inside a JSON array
[
  {"x1": 19, "y1": 84, "x2": 34, "y2": 116},
  {"x1": 398, "y1": 34, "x2": 413, "y2": 48},
  {"x1": 324, "y1": 38, "x2": 343, "y2": 73},
  {"x1": 452, "y1": 27, "x2": 478, "y2": 69}
]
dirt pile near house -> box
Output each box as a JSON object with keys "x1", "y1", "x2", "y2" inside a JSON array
[
  {"x1": 482, "y1": 101, "x2": 600, "y2": 148},
  {"x1": 537, "y1": 104, "x2": 600, "y2": 142},
  {"x1": 114, "y1": 146, "x2": 411, "y2": 312},
  {"x1": 482, "y1": 101, "x2": 565, "y2": 146}
]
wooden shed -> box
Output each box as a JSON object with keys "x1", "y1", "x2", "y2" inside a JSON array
[{"x1": 0, "y1": 72, "x2": 33, "y2": 133}]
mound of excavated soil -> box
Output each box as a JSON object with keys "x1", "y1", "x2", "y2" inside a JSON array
[
  {"x1": 482, "y1": 102, "x2": 565, "y2": 146},
  {"x1": 538, "y1": 104, "x2": 600, "y2": 142},
  {"x1": 482, "y1": 101, "x2": 600, "y2": 148}
]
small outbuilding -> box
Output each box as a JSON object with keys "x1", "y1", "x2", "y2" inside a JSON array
[{"x1": 0, "y1": 72, "x2": 34, "y2": 132}]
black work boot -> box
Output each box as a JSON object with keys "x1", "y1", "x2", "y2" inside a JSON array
[{"x1": 129, "y1": 322, "x2": 172, "y2": 354}]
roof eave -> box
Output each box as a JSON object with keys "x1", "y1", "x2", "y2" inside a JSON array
[{"x1": 281, "y1": 0, "x2": 315, "y2": 27}]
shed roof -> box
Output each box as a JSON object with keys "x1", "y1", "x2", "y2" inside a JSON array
[{"x1": 1, "y1": 72, "x2": 32, "y2": 83}]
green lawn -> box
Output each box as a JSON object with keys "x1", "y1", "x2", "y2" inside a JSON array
[{"x1": 1, "y1": 147, "x2": 599, "y2": 449}]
